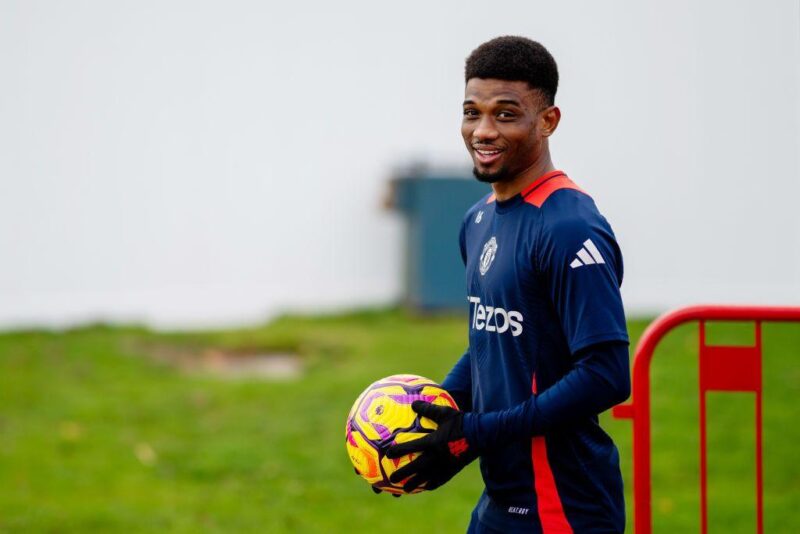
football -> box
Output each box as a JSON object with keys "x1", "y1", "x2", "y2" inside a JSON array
[{"x1": 345, "y1": 374, "x2": 458, "y2": 495}]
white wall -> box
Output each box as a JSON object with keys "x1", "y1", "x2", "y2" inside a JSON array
[{"x1": 1, "y1": 0, "x2": 798, "y2": 328}]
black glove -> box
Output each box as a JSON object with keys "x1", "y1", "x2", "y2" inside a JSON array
[{"x1": 385, "y1": 401, "x2": 477, "y2": 492}]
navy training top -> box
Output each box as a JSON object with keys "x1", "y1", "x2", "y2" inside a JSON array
[{"x1": 442, "y1": 170, "x2": 630, "y2": 533}]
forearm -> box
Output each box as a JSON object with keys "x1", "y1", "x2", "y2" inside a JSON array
[
  {"x1": 463, "y1": 341, "x2": 630, "y2": 451},
  {"x1": 441, "y1": 349, "x2": 472, "y2": 412}
]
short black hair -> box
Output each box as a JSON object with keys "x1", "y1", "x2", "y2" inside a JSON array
[{"x1": 465, "y1": 36, "x2": 559, "y2": 105}]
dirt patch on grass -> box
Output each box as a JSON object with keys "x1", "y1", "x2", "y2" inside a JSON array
[{"x1": 146, "y1": 345, "x2": 303, "y2": 380}]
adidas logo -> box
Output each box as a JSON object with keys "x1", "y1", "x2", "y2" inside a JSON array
[{"x1": 570, "y1": 239, "x2": 605, "y2": 269}]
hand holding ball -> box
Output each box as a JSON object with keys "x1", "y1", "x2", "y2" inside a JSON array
[{"x1": 345, "y1": 374, "x2": 458, "y2": 495}]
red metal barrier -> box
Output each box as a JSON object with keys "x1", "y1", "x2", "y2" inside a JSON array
[{"x1": 612, "y1": 305, "x2": 800, "y2": 534}]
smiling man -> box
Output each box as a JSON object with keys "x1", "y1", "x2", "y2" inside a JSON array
[{"x1": 386, "y1": 37, "x2": 631, "y2": 533}]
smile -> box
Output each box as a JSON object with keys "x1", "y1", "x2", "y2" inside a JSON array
[{"x1": 473, "y1": 147, "x2": 504, "y2": 165}]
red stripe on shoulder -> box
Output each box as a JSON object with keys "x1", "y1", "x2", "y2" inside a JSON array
[{"x1": 524, "y1": 175, "x2": 587, "y2": 208}]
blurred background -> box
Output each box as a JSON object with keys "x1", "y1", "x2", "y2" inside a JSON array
[
  {"x1": 2, "y1": 0, "x2": 798, "y2": 329},
  {"x1": 1, "y1": 0, "x2": 798, "y2": 532}
]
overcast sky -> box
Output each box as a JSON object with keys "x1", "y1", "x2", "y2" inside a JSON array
[{"x1": 1, "y1": 0, "x2": 798, "y2": 328}]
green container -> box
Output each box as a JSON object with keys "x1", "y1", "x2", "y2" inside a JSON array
[{"x1": 390, "y1": 173, "x2": 490, "y2": 311}]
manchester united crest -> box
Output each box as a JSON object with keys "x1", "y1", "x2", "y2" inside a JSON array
[{"x1": 479, "y1": 237, "x2": 498, "y2": 276}]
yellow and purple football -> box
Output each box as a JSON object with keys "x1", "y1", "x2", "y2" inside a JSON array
[{"x1": 345, "y1": 374, "x2": 458, "y2": 495}]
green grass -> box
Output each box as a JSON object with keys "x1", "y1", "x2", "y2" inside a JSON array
[{"x1": 0, "y1": 310, "x2": 797, "y2": 532}]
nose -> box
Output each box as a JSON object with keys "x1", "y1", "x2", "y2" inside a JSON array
[{"x1": 473, "y1": 115, "x2": 499, "y2": 143}]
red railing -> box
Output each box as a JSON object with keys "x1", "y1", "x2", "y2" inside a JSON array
[{"x1": 612, "y1": 305, "x2": 800, "y2": 534}]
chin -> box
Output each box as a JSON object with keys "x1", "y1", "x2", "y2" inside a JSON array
[{"x1": 473, "y1": 166, "x2": 512, "y2": 184}]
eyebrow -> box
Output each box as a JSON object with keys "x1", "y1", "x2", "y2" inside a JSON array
[{"x1": 462, "y1": 98, "x2": 523, "y2": 107}]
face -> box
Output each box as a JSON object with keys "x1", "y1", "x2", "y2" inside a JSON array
[{"x1": 461, "y1": 78, "x2": 559, "y2": 183}]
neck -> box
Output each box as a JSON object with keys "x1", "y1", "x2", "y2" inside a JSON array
[{"x1": 492, "y1": 152, "x2": 555, "y2": 202}]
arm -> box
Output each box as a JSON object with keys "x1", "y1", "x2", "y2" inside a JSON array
[
  {"x1": 441, "y1": 349, "x2": 472, "y2": 412},
  {"x1": 441, "y1": 214, "x2": 474, "y2": 411},
  {"x1": 387, "y1": 341, "x2": 630, "y2": 492},
  {"x1": 462, "y1": 340, "x2": 629, "y2": 450}
]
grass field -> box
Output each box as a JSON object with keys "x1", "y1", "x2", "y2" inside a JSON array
[{"x1": 1, "y1": 309, "x2": 798, "y2": 532}]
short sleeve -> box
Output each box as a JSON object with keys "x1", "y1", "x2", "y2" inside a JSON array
[{"x1": 537, "y1": 199, "x2": 629, "y2": 354}]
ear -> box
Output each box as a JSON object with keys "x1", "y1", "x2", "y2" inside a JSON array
[{"x1": 540, "y1": 106, "x2": 561, "y2": 137}]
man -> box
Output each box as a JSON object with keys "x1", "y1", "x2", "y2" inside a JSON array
[{"x1": 386, "y1": 36, "x2": 631, "y2": 533}]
